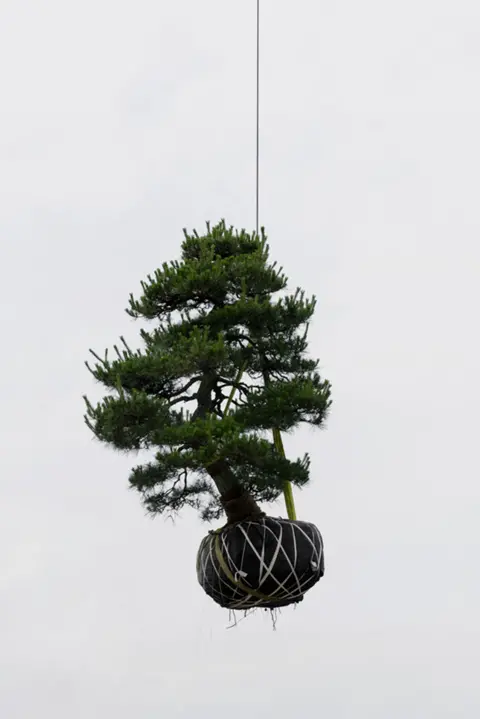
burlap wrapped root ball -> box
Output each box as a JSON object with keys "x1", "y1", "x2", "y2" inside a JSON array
[{"x1": 196, "y1": 516, "x2": 324, "y2": 610}]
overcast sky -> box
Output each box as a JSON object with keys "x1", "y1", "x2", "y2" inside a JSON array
[{"x1": 1, "y1": 0, "x2": 479, "y2": 716}]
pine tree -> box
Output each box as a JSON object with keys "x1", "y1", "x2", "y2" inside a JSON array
[{"x1": 83, "y1": 221, "x2": 331, "y2": 524}]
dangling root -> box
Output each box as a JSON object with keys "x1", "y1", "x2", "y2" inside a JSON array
[{"x1": 225, "y1": 606, "x2": 281, "y2": 630}]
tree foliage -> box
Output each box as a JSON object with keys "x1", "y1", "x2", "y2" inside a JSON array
[{"x1": 84, "y1": 221, "x2": 331, "y2": 521}]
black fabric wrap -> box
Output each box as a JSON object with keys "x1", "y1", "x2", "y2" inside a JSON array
[{"x1": 196, "y1": 516, "x2": 324, "y2": 610}]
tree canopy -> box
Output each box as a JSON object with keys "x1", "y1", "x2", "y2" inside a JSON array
[{"x1": 84, "y1": 221, "x2": 331, "y2": 522}]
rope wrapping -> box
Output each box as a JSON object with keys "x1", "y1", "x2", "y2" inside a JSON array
[{"x1": 196, "y1": 516, "x2": 324, "y2": 610}]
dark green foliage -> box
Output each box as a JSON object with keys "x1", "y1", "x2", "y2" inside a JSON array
[{"x1": 84, "y1": 221, "x2": 331, "y2": 521}]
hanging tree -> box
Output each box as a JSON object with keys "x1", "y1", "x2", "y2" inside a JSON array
[{"x1": 84, "y1": 220, "x2": 331, "y2": 610}]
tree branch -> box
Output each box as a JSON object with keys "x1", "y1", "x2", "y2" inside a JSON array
[
  {"x1": 170, "y1": 375, "x2": 202, "y2": 397},
  {"x1": 169, "y1": 393, "x2": 199, "y2": 407}
]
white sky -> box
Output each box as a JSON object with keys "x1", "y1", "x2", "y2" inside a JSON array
[{"x1": 1, "y1": 1, "x2": 479, "y2": 716}]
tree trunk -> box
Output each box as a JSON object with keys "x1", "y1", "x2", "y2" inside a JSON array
[
  {"x1": 206, "y1": 457, "x2": 264, "y2": 525},
  {"x1": 194, "y1": 372, "x2": 264, "y2": 524}
]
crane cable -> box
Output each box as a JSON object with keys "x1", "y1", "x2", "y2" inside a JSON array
[
  {"x1": 255, "y1": 0, "x2": 296, "y2": 520},
  {"x1": 224, "y1": 1, "x2": 297, "y2": 522}
]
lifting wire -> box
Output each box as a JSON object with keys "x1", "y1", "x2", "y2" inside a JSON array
[
  {"x1": 221, "y1": 2, "x2": 297, "y2": 523},
  {"x1": 254, "y1": 1, "x2": 296, "y2": 520}
]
